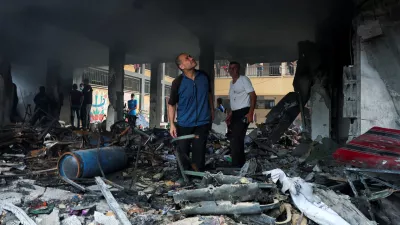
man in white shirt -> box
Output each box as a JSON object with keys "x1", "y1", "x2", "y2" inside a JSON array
[{"x1": 226, "y1": 61, "x2": 257, "y2": 167}]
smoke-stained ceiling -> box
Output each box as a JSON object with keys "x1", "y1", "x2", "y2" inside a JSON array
[{"x1": 0, "y1": 0, "x2": 351, "y2": 67}]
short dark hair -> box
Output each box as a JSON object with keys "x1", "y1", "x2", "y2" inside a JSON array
[
  {"x1": 131, "y1": 93, "x2": 135, "y2": 98},
  {"x1": 217, "y1": 98, "x2": 223, "y2": 104},
  {"x1": 229, "y1": 61, "x2": 241, "y2": 69},
  {"x1": 39, "y1": 86, "x2": 45, "y2": 92},
  {"x1": 72, "y1": 84, "x2": 78, "y2": 90},
  {"x1": 175, "y1": 53, "x2": 185, "y2": 68}
]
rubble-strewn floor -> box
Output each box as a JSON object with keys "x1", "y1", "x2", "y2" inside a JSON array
[{"x1": 0, "y1": 123, "x2": 399, "y2": 225}]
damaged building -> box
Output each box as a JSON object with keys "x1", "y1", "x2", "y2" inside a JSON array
[{"x1": 0, "y1": 0, "x2": 400, "y2": 224}]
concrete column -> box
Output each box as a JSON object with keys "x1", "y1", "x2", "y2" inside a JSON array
[
  {"x1": 281, "y1": 62, "x2": 288, "y2": 76},
  {"x1": 46, "y1": 59, "x2": 62, "y2": 119},
  {"x1": 199, "y1": 39, "x2": 215, "y2": 99},
  {"x1": 106, "y1": 45, "x2": 125, "y2": 131},
  {"x1": 149, "y1": 61, "x2": 163, "y2": 128},
  {"x1": 0, "y1": 60, "x2": 13, "y2": 127},
  {"x1": 140, "y1": 64, "x2": 146, "y2": 111},
  {"x1": 237, "y1": 60, "x2": 246, "y2": 75},
  {"x1": 161, "y1": 63, "x2": 166, "y2": 123},
  {"x1": 59, "y1": 67, "x2": 73, "y2": 123}
]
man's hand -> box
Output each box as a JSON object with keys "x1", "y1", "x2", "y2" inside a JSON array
[
  {"x1": 225, "y1": 111, "x2": 232, "y2": 125},
  {"x1": 245, "y1": 111, "x2": 254, "y2": 123},
  {"x1": 170, "y1": 123, "x2": 177, "y2": 138},
  {"x1": 211, "y1": 110, "x2": 215, "y2": 122}
]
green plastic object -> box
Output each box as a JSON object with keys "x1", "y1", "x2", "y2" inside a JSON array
[{"x1": 29, "y1": 204, "x2": 55, "y2": 215}]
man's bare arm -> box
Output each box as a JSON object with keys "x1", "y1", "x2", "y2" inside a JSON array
[
  {"x1": 249, "y1": 92, "x2": 257, "y2": 113},
  {"x1": 168, "y1": 104, "x2": 176, "y2": 124},
  {"x1": 245, "y1": 91, "x2": 257, "y2": 123},
  {"x1": 168, "y1": 104, "x2": 178, "y2": 137}
]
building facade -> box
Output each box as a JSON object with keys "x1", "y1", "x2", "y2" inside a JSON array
[{"x1": 74, "y1": 61, "x2": 295, "y2": 125}]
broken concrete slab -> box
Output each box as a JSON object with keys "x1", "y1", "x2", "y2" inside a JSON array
[
  {"x1": 0, "y1": 192, "x2": 23, "y2": 205},
  {"x1": 95, "y1": 200, "x2": 111, "y2": 213},
  {"x1": 40, "y1": 187, "x2": 75, "y2": 201},
  {"x1": 36, "y1": 208, "x2": 60, "y2": 225},
  {"x1": 61, "y1": 215, "x2": 82, "y2": 225},
  {"x1": 314, "y1": 188, "x2": 377, "y2": 225},
  {"x1": 21, "y1": 185, "x2": 46, "y2": 202},
  {"x1": 130, "y1": 214, "x2": 162, "y2": 225},
  {"x1": 93, "y1": 211, "x2": 119, "y2": 225}
]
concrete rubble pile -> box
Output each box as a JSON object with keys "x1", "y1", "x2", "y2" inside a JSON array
[{"x1": 0, "y1": 120, "x2": 398, "y2": 225}]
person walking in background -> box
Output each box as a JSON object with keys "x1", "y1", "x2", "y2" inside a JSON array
[
  {"x1": 226, "y1": 61, "x2": 257, "y2": 167},
  {"x1": 127, "y1": 93, "x2": 138, "y2": 126},
  {"x1": 70, "y1": 84, "x2": 83, "y2": 129},
  {"x1": 81, "y1": 78, "x2": 93, "y2": 130}
]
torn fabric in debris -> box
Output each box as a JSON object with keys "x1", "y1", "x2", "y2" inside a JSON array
[{"x1": 264, "y1": 168, "x2": 351, "y2": 225}]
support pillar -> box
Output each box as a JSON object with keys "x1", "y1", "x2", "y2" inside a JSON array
[
  {"x1": 46, "y1": 59, "x2": 62, "y2": 119},
  {"x1": 0, "y1": 60, "x2": 13, "y2": 127},
  {"x1": 281, "y1": 62, "x2": 288, "y2": 76},
  {"x1": 140, "y1": 64, "x2": 146, "y2": 111},
  {"x1": 149, "y1": 61, "x2": 163, "y2": 128},
  {"x1": 106, "y1": 45, "x2": 125, "y2": 131},
  {"x1": 161, "y1": 63, "x2": 166, "y2": 123},
  {"x1": 199, "y1": 39, "x2": 215, "y2": 100},
  {"x1": 237, "y1": 60, "x2": 246, "y2": 75}
]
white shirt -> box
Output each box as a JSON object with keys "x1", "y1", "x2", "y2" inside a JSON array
[{"x1": 229, "y1": 75, "x2": 255, "y2": 111}]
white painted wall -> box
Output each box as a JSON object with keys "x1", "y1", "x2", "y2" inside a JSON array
[
  {"x1": 360, "y1": 49, "x2": 399, "y2": 133},
  {"x1": 311, "y1": 92, "x2": 330, "y2": 140}
]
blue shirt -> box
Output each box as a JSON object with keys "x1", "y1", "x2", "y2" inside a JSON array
[
  {"x1": 128, "y1": 99, "x2": 137, "y2": 116},
  {"x1": 168, "y1": 70, "x2": 211, "y2": 127},
  {"x1": 217, "y1": 105, "x2": 225, "y2": 113}
]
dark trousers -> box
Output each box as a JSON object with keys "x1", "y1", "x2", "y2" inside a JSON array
[
  {"x1": 30, "y1": 110, "x2": 45, "y2": 126},
  {"x1": 81, "y1": 104, "x2": 92, "y2": 129},
  {"x1": 176, "y1": 123, "x2": 210, "y2": 172},
  {"x1": 71, "y1": 106, "x2": 81, "y2": 128},
  {"x1": 230, "y1": 107, "x2": 250, "y2": 167},
  {"x1": 128, "y1": 115, "x2": 137, "y2": 127}
]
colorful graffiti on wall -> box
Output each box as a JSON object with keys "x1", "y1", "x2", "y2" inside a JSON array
[{"x1": 90, "y1": 88, "x2": 109, "y2": 123}]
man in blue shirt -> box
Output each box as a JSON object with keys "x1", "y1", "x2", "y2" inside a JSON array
[
  {"x1": 168, "y1": 53, "x2": 214, "y2": 172},
  {"x1": 127, "y1": 93, "x2": 137, "y2": 126},
  {"x1": 216, "y1": 98, "x2": 225, "y2": 113}
]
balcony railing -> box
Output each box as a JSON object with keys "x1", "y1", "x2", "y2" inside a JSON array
[
  {"x1": 215, "y1": 64, "x2": 296, "y2": 78},
  {"x1": 246, "y1": 64, "x2": 281, "y2": 76}
]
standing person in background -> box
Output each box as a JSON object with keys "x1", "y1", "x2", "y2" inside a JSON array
[
  {"x1": 216, "y1": 98, "x2": 225, "y2": 113},
  {"x1": 226, "y1": 61, "x2": 257, "y2": 167},
  {"x1": 81, "y1": 78, "x2": 93, "y2": 130},
  {"x1": 70, "y1": 84, "x2": 83, "y2": 129},
  {"x1": 30, "y1": 86, "x2": 50, "y2": 126},
  {"x1": 257, "y1": 63, "x2": 263, "y2": 76},
  {"x1": 127, "y1": 93, "x2": 138, "y2": 126}
]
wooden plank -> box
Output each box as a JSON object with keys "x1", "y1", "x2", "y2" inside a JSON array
[{"x1": 95, "y1": 177, "x2": 132, "y2": 225}]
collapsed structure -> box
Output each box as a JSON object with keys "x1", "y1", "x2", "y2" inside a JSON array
[{"x1": 1, "y1": 0, "x2": 400, "y2": 224}]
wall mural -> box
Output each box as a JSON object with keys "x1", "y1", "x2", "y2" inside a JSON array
[
  {"x1": 90, "y1": 88, "x2": 148, "y2": 124},
  {"x1": 91, "y1": 88, "x2": 109, "y2": 123}
]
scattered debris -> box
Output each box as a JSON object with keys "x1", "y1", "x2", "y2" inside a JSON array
[{"x1": 0, "y1": 121, "x2": 399, "y2": 224}]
